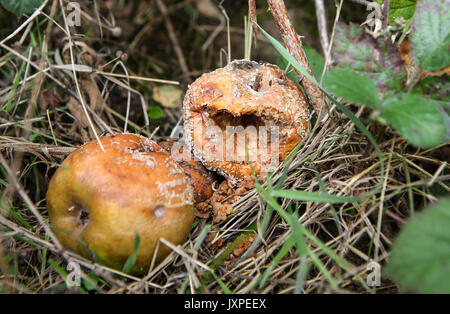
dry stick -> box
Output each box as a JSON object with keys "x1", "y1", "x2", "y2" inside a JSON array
[
  {"x1": 95, "y1": 70, "x2": 179, "y2": 85},
  {"x1": 320, "y1": 0, "x2": 343, "y2": 84},
  {"x1": 267, "y1": 0, "x2": 328, "y2": 116},
  {"x1": 314, "y1": 0, "x2": 330, "y2": 59},
  {"x1": 155, "y1": 0, "x2": 192, "y2": 83},
  {"x1": 248, "y1": 0, "x2": 258, "y2": 46},
  {"x1": 0, "y1": 143, "x2": 75, "y2": 156},
  {"x1": 0, "y1": 0, "x2": 49, "y2": 45}
]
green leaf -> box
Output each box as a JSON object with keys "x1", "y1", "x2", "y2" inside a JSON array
[
  {"x1": 381, "y1": 93, "x2": 446, "y2": 148},
  {"x1": 148, "y1": 106, "x2": 163, "y2": 119},
  {"x1": 0, "y1": 0, "x2": 44, "y2": 15},
  {"x1": 332, "y1": 22, "x2": 406, "y2": 94},
  {"x1": 389, "y1": 0, "x2": 417, "y2": 24},
  {"x1": 121, "y1": 233, "x2": 141, "y2": 274},
  {"x1": 323, "y1": 69, "x2": 381, "y2": 109},
  {"x1": 384, "y1": 198, "x2": 450, "y2": 293},
  {"x1": 411, "y1": 0, "x2": 450, "y2": 72}
]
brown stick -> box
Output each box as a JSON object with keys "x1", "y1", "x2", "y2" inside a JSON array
[
  {"x1": 267, "y1": 0, "x2": 328, "y2": 115},
  {"x1": 248, "y1": 0, "x2": 258, "y2": 45}
]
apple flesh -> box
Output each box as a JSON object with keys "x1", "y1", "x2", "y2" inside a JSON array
[{"x1": 46, "y1": 133, "x2": 194, "y2": 275}]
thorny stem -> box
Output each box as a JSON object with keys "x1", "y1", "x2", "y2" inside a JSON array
[{"x1": 267, "y1": 0, "x2": 328, "y2": 116}]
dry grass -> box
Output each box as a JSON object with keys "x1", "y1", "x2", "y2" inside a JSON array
[{"x1": 0, "y1": 0, "x2": 448, "y2": 294}]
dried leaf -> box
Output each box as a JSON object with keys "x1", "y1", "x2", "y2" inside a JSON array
[
  {"x1": 67, "y1": 96, "x2": 89, "y2": 128},
  {"x1": 196, "y1": 0, "x2": 221, "y2": 20},
  {"x1": 81, "y1": 79, "x2": 103, "y2": 111},
  {"x1": 152, "y1": 85, "x2": 182, "y2": 108},
  {"x1": 39, "y1": 88, "x2": 62, "y2": 111}
]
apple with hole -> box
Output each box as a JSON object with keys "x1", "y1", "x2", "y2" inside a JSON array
[{"x1": 46, "y1": 133, "x2": 195, "y2": 275}]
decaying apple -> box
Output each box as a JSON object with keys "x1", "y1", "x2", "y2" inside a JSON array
[
  {"x1": 46, "y1": 133, "x2": 194, "y2": 275},
  {"x1": 183, "y1": 59, "x2": 310, "y2": 181}
]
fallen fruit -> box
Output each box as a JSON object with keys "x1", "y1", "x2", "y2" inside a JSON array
[
  {"x1": 46, "y1": 133, "x2": 194, "y2": 275},
  {"x1": 158, "y1": 139, "x2": 215, "y2": 204},
  {"x1": 183, "y1": 59, "x2": 310, "y2": 181}
]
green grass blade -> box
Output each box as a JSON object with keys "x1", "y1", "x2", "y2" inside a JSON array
[{"x1": 122, "y1": 233, "x2": 141, "y2": 274}]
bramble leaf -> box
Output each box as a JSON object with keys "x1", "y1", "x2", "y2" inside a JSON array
[
  {"x1": 410, "y1": 0, "x2": 450, "y2": 72},
  {"x1": 0, "y1": 0, "x2": 44, "y2": 16},
  {"x1": 332, "y1": 22, "x2": 405, "y2": 94},
  {"x1": 389, "y1": 0, "x2": 417, "y2": 24},
  {"x1": 381, "y1": 93, "x2": 447, "y2": 148},
  {"x1": 384, "y1": 198, "x2": 450, "y2": 293},
  {"x1": 323, "y1": 69, "x2": 381, "y2": 109}
]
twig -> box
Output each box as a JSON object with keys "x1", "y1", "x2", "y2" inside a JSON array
[
  {"x1": 0, "y1": 0, "x2": 49, "y2": 45},
  {"x1": 248, "y1": 0, "x2": 258, "y2": 46},
  {"x1": 320, "y1": 0, "x2": 344, "y2": 83},
  {"x1": 314, "y1": 0, "x2": 329, "y2": 59},
  {"x1": 267, "y1": 0, "x2": 328, "y2": 116}
]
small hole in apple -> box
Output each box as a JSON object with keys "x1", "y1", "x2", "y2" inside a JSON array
[
  {"x1": 73, "y1": 202, "x2": 90, "y2": 228},
  {"x1": 154, "y1": 205, "x2": 166, "y2": 218}
]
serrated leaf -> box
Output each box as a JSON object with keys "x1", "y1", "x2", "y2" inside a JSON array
[
  {"x1": 323, "y1": 69, "x2": 381, "y2": 109},
  {"x1": 411, "y1": 0, "x2": 450, "y2": 72},
  {"x1": 384, "y1": 198, "x2": 450, "y2": 293},
  {"x1": 381, "y1": 93, "x2": 446, "y2": 148},
  {"x1": 0, "y1": 0, "x2": 44, "y2": 16},
  {"x1": 389, "y1": 0, "x2": 417, "y2": 24},
  {"x1": 332, "y1": 22, "x2": 406, "y2": 94}
]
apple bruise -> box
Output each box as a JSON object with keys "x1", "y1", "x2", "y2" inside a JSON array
[
  {"x1": 46, "y1": 134, "x2": 194, "y2": 274},
  {"x1": 184, "y1": 59, "x2": 310, "y2": 181}
]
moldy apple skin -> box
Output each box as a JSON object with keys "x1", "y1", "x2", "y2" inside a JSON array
[
  {"x1": 46, "y1": 133, "x2": 194, "y2": 275},
  {"x1": 183, "y1": 59, "x2": 310, "y2": 181}
]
